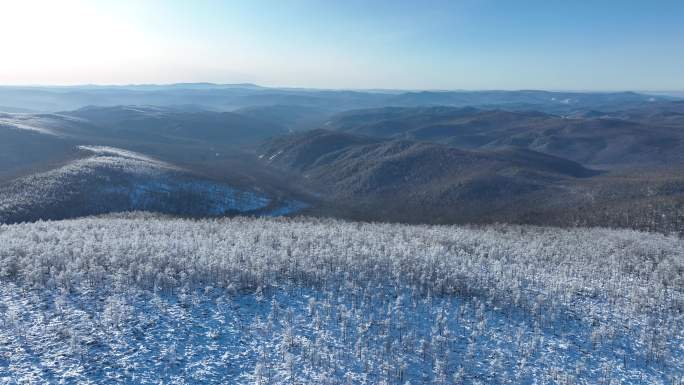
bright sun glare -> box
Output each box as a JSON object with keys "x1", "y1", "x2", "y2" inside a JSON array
[{"x1": 0, "y1": 0, "x2": 162, "y2": 84}]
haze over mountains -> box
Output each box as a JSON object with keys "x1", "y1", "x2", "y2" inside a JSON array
[
  {"x1": 325, "y1": 105, "x2": 684, "y2": 168},
  {"x1": 0, "y1": 84, "x2": 674, "y2": 113},
  {"x1": 0, "y1": 83, "x2": 682, "y2": 234}
]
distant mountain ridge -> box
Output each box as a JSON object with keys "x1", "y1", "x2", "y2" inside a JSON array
[
  {"x1": 325, "y1": 105, "x2": 684, "y2": 167},
  {"x1": 60, "y1": 105, "x2": 288, "y2": 145},
  {"x1": 0, "y1": 84, "x2": 675, "y2": 113}
]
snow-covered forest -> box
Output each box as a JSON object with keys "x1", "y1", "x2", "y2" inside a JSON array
[
  {"x1": 0, "y1": 213, "x2": 682, "y2": 384},
  {"x1": 0, "y1": 147, "x2": 304, "y2": 224}
]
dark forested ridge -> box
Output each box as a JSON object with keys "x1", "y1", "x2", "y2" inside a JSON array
[
  {"x1": 259, "y1": 129, "x2": 684, "y2": 233},
  {"x1": 324, "y1": 104, "x2": 684, "y2": 168},
  {"x1": 259, "y1": 130, "x2": 599, "y2": 223}
]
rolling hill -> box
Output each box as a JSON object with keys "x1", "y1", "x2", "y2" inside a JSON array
[
  {"x1": 325, "y1": 106, "x2": 684, "y2": 168},
  {"x1": 0, "y1": 105, "x2": 297, "y2": 184},
  {"x1": 61, "y1": 105, "x2": 288, "y2": 146},
  {"x1": 259, "y1": 130, "x2": 684, "y2": 232},
  {"x1": 259, "y1": 130, "x2": 599, "y2": 223},
  {"x1": 385, "y1": 90, "x2": 668, "y2": 113},
  {"x1": 0, "y1": 146, "x2": 305, "y2": 223},
  {"x1": 0, "y1": 114, "x2": 80, "y2": 182},
  {"x1": 0, "y1": 84, "x2": 672, "y2": 113},
  {"x1": 233, "y1": 104, "x2": 336, "y2": 132}
]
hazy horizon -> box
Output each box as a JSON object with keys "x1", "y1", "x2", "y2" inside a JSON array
[
  {"x1": 0, "y1": 82, "x2": 683, "y2": 95},
  {"x1": 1, "y1": 0, "x2": 682, "y2": 91}
]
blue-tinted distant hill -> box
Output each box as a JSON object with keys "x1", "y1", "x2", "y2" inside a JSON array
[
  {"x1": 324, "y1": 104, "x2": 684, "y2": 168},
  {"x1": 0, "y1": 83, "x2": 675, "y2": 113}
]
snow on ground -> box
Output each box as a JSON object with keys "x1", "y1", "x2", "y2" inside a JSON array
[
  {"x1": 0, "y1": 116, "x2": 60, "y2": 136},
  {"x1": 0, "y1": 113, "x2": 91, "y2": 137},
  {"x1": 0, "y1": 215, "x2": 681, "y2": 384},
  {"x1": 0, "y1": 147, "x2": 308, "y2": 222},
  {"x1": 77, "y1": 145, "x2": 176, "y2": 168}
]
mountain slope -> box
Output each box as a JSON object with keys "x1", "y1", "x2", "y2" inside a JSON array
[
  {"x1": 0, "y1": 115, "x2": 80, "y2": 182},
  {"x1": 60, "y1": 105, "x2": 289, "y2": 146},
  {"x1": 259, "y1": 130, "x2": 597, "y2": 223},
  {"x1": 605, "y1": 100, "x2": 684, "y2": 126},
  {"x1": 233, "y1": 104, "x2": 336, "y2": 132},
  {"x1": 259, "y1": 130, "x2": 684, "y2": 232},
  {"x1": 0, "y1": 146, "x2": 304, "y2": 223},
  {"x1": 326, "y1": 106, "x2": 684, "y2": 167}
]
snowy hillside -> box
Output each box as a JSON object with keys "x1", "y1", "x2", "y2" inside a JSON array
[
  {"x1": 0, "y1": 214, "x2": 681, "y2": 384},
  {"x1": 0, "y1": 113, "x2": 67, "y2": 136},
  {"x1": 0, "y1": 146, "x2": 304, "y2": 223}
]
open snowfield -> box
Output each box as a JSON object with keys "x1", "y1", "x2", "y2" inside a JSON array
[{"x1": 0, "y1": 214, "x2": 682, "y2": 384}]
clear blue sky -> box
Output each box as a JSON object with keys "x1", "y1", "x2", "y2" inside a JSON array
[{"x1": 1, "y1": 0, "x2": 682, "y2": 90}]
